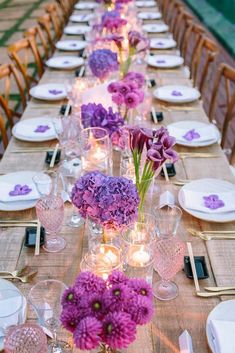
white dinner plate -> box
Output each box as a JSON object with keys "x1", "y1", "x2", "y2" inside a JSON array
[
  {"x1": 143, "y1": 23, "x2": 169, "y2": 33},
  {"x1": 0, "y1": 171, "x2": 39, "y2": 211},
  {"x1": 136, "y1": 1, "x2": 156, "y2": 7},
  {"x1": 150, "y1": 38, "x2": 177, "y2": 49},
  {"x1": 138, "y1": 12, "x2": 161, "y2": 20},
  {"x1": 206, "y1": 300, "x2": 235, "y2": 353},
  {"x1": 167, "y1": 121, "x2": 220, "y2": 147},
  {"x1": 74, "y1": 2, "x2": 98, "y2": 9},
  {"x1": 178, "y1": 178, "x2": 235, "y2": 223},
  {"x1": 153, "y1": 85, "x2": 201, "y2": 103},
  {"x1": 12, "y1": 117, "x2": 56, "y2": 142},
  {"x1": 0, "y1": 279, "x2": 27, "y2": 351},
  {"x1": 147, "y1": 54, "x2": 183, "y2": 68},
  {"x1": 55, "y1": 40, "x2": 87, "y2": 51},
  {"x1": 70, "y1": 13, "x2": 94, "y2": 22},
  {"x1": 46, "y1": 56, "x2": 84, "y2": 70},
  {"x1": 30, "y1": 83, "x2": 66, "y2": 101},
  {"x1": 64, "y1": 25, "x2": 91, "y2": 35}
]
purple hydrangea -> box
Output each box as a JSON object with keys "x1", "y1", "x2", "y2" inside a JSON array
[
  {"x1": 72, "y1": 172, "x2": 139, "y2": 230},
  {"x1": 88, "y1": 49, "x2": 119, "y2": 80},
  {"x1": 73, "y1": 317, "x2": 102, "y2": 350}
]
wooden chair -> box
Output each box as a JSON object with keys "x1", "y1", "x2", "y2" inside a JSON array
[
  {"x1": 0, "y1": 63, "x2": 27, "y2": 126},
  {"x1": 208, "y1": 63, "x2": 235, "y2": 154},
  {"x1": 8, "y1": 37, "x2": 44, "y2": 94},
  {"x1": 191, "y1": 36, "x2": 218, "y2": 94},
  {"x1": 44, "y1": 3, "x2": 64, "y2": 40},
  {"x1": 172, "y1": 9, "x2": 194, "y2": 49},
  {"x1": 24, "y1": 25, "x2": 51, "y2": 60},
  {"x1": 168, "y1": 1, "x2": 184, "y2": 34},
  {"x1": 37, "y1": 13, "x2": 57, "y2": 52},
  {"x1": 0, "y1": 111, "x2": 8, "y2": 154},
  {"x1": 55, "y1": 0, "x2": 73, "y2": 21}
]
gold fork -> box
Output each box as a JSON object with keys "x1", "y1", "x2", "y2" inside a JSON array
[
  {"x1": 197, "y1": 291, "x2": 235, "y2": 297},
  {"x1": 0, "y1": 271, "x2": 38, "y2": 283},
  {"x1": 187, "y1": 228, "x2": 235, "y2": 241},
  {"x1": 179, "y1": 152, "x2": 221, "y2": 159},
  {"x1": 0, "y1": 266, "x2": 29, "y2": 277}
]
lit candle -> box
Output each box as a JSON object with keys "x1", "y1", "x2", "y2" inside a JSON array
[
  {"x1": 92, "y1": 147, "x2": 107, "y2": 161},
  {"x1": 129, "y1": 245, "x2": 151, "y2": 267}
]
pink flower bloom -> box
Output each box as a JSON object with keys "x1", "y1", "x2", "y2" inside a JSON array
[
  {"x1": 118, "y1": 82, "x2": 131, "y2": 96},
  {"x1": 73, "y1": 317, "x2": 102, "y2": 350},
  {"x1": 60, "y1": 306, "x2": 81, "y2": 332},
  {"x1": 124, "y1": 92, "x2": 140, "y2": 109},
  {"x1": 127, "y1": 295, "x2": 154, "y2": 325},
  {"x1": 108, "y1": 82, "x2": 120, "y2": 94},
  {"x1": 133, "y1": 89, "x2": 144, "y2": 103},
  {"x1": 112, "y1": 92, "x2": 125, "y2": 106}
]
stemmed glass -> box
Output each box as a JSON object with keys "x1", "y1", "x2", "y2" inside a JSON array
[
  {"x1": 35, "y1": 195, "x2": 65, "y2": 253},
  {"x1": 153, "y1": 205, "x2": 185, "y2": 300},
  {"x1": 28, "y1": 280, "x2": 71, "y2": 353},
  {"x1": 59, "y1": 160, "x2": 84, "y2": 228}
]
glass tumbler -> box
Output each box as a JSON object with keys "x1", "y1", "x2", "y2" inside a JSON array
[
  {"x1": 0, "y1": 289, "x2": 24, "y2": 336},
  {"x1": 4, "y1": 324, "x2": 47, "y2": 353}
]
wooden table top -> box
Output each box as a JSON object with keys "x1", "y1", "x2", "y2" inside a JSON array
[{"x1": 1, "y1": 3, "x2": 235, "y2": 352}]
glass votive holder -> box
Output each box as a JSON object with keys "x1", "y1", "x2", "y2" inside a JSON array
[
  {"x1": 0, "y1": 289, "x2": 24, "y2": 336},
  {"x1": 154, "y1": 204, "x2": 182, "y2": 237}
]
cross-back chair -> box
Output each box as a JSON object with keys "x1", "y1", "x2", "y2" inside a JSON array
[
  {"x1": 7, "y1": 37, "x2": 44, "y2": 94},
  {"x1": 24, "y1": 25, "x2": 51, "y2": 61},
  {"x1": 208, "y1": 63, "x2": 235, "y2": 155},
  {"x1": 37, "y1": 13, "x2": 57, "y2": 52},
  {"x1": 168, "y1": 0, "x2": 184, "y2": 34},
  {"x1": 44, "y1": 3, "x2": 64, "y2": 40},
  {"x1": 173, "y1": 9, "x2": 193, "y2": 49},
  {"x1": 55, "y1": 0, "x2": 73, "y2": 21}
]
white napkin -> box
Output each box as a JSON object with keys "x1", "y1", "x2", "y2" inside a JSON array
[
  {"x1": 15, "y1": 121, "x2": 55, "y2": 138},
  {"x1": 210, "y1": 319, "x2": 235, "y2": 353},
  {"x1": 168, "y1": 125, "x2": 217, "y2": 143},
  {"x1": 81, "y1": 83, "x2": 114, "y2": 109},
  {"x1": 0, "y1": 182, "x2": 39, "y2": 202},
  {"x1": 182, "y1": 189, "x2": 235, "y2": 213}
]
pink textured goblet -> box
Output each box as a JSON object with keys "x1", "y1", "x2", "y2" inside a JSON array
[
  {"x1": 36, "y1": 195, "x2": 66, "y2": 253},
  {"x1": 153, "y1": 235, "x2": 185, "y2": 300},
  {"x1": 4, "y1": 324, "x2": 47, "y2": 353}
]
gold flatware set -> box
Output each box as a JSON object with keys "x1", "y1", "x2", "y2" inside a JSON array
[{"x1": 0, "y1": 266, "x2": 37, "y2": 283}]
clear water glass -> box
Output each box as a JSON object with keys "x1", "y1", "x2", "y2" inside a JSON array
[
  {"x1": 28, "y1": 280, "x2": 71, "y2": 353},
  {"x1": 33, "y1": 171, "x2": 56, "y2": 197},
  {"x1": 0, "y1": 289, "x2": 24, "y2": 336},
  {"x1": 4, "y1": 324, "x2": 47, "y2": 353},
  {"x1": 153, "y1": 234, "x2": 186, "y2": 301},
  {"x1": 35, "y1": 195, "x2": 66, "y2": 253},
  {"x1": 154, "y1": 205, "x2": 182, "y2": 237},
  {"x1": 59, "y1": 160, "x2": 84, "y2": 228}
]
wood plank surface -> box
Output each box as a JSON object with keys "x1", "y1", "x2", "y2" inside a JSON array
[{"x1": 0, "y1": 1, "x2": 235, "y2": 352}]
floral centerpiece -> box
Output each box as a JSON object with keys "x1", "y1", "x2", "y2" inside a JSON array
[
  {"x1": 101, "y1": 10, "x2": 127, "y2": 33},
  {"x1": 128, "y1": 126, "x2": 178, "y2": 211},
  {"x1": 107, "y1": 72, "x2": 145, "y2": 120},
  {"x1": 88, "y1": 49, "x2": 119, "y2": 81},
  {"x1": 71, "y1": 171, "x2": 139, "y2": 232},
  {"x1": 81, "y1": 103, "x2": 125, "y2": 149},
  {"x1": 61, "y1": 270, "x2": 154, "y2": 353}
]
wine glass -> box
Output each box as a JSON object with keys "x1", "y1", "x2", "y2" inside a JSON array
[
  {"x1": 28, "y1": 280, "x2": 71, "y2": 353},
  {"x1": 4, "y1": 324, "x2": 47, "y2": 353},
  {"x1": 0, "y1": 289, "x2": 24, "y2": 336},
  {"x1": 59, "y1": 160, "x2": 84, "y2": 228},
  {"x1": 35, "y1": 195, "x2": 66, "y2": 253}
]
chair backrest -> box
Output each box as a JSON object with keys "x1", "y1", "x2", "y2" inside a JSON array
[
  {"x1": 55, "y1": 0, "x2": 72, "y2": 21},
  {"x1": 7, "y1": 37, "x2": 44, "y2": 93},
  {"x1": 181, "y1": 20, "x2": 205, "y2": 69},
  {"x1": 0, "y1": 63, "x2": 27, "y2": 126},
  {"x1": 0, "y1": 110, "x2": 8, "y2": 153},
  {"x1": 173, "y1": 9, "x2": 193, "y2": 48},
  {"x1": 191, "y1": 36, "x2": 218, "y2": 94},
  {"x1": 37, "y1": 13, "x2": 57, "y2": 52},
  {"x1": 168, "y1": 0, "x2": 184, "y2": 33},
  {"x1": 44, "y1": 3, "x2": 63, "y2": 40},
  {"x1": 24, "y1": 25, "x2": 50, "y2": 60},
  {"x1": 209, "y1": 63, "x2": 235, "y2": 150}
]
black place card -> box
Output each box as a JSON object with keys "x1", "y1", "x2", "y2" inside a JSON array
[
  {"x1": 24, "y1": 227, "x2": 45, "y2": 248},
  {"x1": 60, "y1": 104, "x2": 72, "y2": 115},
  {"x1": 184, "y1": 256, "x2": 209, "y2": 280},
  {"x1": 160, "y1": 162, "x2": 176, "y2": 178},
  {"x1": 45, "y1": 150, "x2": 61, "y2": 165},
  {"x1": 150, "y1": 111, "x2": 164, "y2": 123}
]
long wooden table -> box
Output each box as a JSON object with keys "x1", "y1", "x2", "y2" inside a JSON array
[{"x1": 1, "y1": 2, "x2": 235, "y2": 352}]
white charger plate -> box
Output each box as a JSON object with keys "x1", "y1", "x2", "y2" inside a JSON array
[
  {"x1": 55, "y1": 40, "x2": 87, "y2": 51},
  {"x1": 136, "y1": 1, "x2": 156, "y2": 7},
  {"x1": 206, "y1": 300, "x2": 235, "y2": 353},
  {"x1": 74, "y1": 2, "x2": 98, "y2": 9},
  {"x1": 30, "y1": 83, "x2": 66, "y2": 101},
  {"x1": 12, "y1": 117, "x2": 56, "y2": 142},
  {"x1": 46, "y1": 56, "x2": 84, "y2": 70},
  {"x1": 0, "y1": 279, "x2": 27, "y2": 351},
  {"x1": 153, "y1": 85, "x2": 201, "y2": 103},
  {"x1": 143, "y1": 23, "x2": 169, "y2": 33},
  {"x1": 70, "y1": 13, "x2": 94, "y2": 22},
  {"x1": 138, "y1": 11, "x2": 161, "y2": 19},
  {"x1": 167, "y1": 121, "x2": 220, "y2": 147},
  {"x1": 150, "y1": 38, "x2": 177, "y2": 49},
  {"x1": 178, "y1": 178, "x2": 235, "y2": 223},
  {"x1": 147, "y1": 54, "x2": 183, "y2": 68},
  {"x1": 0, "y1": 171, "x2": 39, "y2": 211},
  {"x1": 64, "y1": 25, "x2": 91, "y2": 35}
]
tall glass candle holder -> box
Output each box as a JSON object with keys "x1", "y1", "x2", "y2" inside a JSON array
[{"x1": 81, "y1": 127, "x2": 112, "y2": 174}]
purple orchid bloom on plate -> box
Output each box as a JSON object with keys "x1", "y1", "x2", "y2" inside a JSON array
[
  {"x1": 156, "y1": 60, "x2": 166, "y2": 64},
  {"x1": 9, "y1": 184, "x2": 32, "y2": 197},
  {"x1": 183, "y1": 129, "x2": 200, "y2": 141},
  {"x1": 171, "y1": 90, "x2": 183, "y2": 97},
  {"x1": 157, "y1": 42, "x2": 164, "y2": 46},
  {"x1": 70, "y1": 43, "x2": 77, "y2": 47},
  {"x1": 203, "y1": 194, "x2": 225, "y2": 210},
  {"x1": 34, "y1": 125, "x2": 51, "y2": 133},
  {"x1": 63, "y1": 61, "x2": 71, "y2": 64},
  {"x1": 48, "y1": 89, "x2": 63, "y2": 95}
]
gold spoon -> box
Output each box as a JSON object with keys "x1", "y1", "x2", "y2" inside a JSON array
[
  {"x1": 0, "y1": 271, "x2": 38, "y2": 283},
  {"x1": 0, "y1": 266, "x2": 29, "y2": 278},
  {"x1": 197, "y1": 291, "x2": 235, "y2": 297},
  {"x1": 204, "y1": 286, "x2": 235, "y2": 292}
]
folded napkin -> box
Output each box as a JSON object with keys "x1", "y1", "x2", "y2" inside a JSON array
[
  {"x1": 168, "y1": 125, "x2": 217, "y2": 143},
  {"x1": 15, "y1": 121, "x2": 54, "y2": 138},
  {"x1": 182, "y1": 189, "x2": 235, "y2": 213},
  {"x1": 210, "y1": 319, "x2": 235, "y2": 353},
  {"x1": 0, "y1": 182, "x2": 39, "y2": 202}
]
